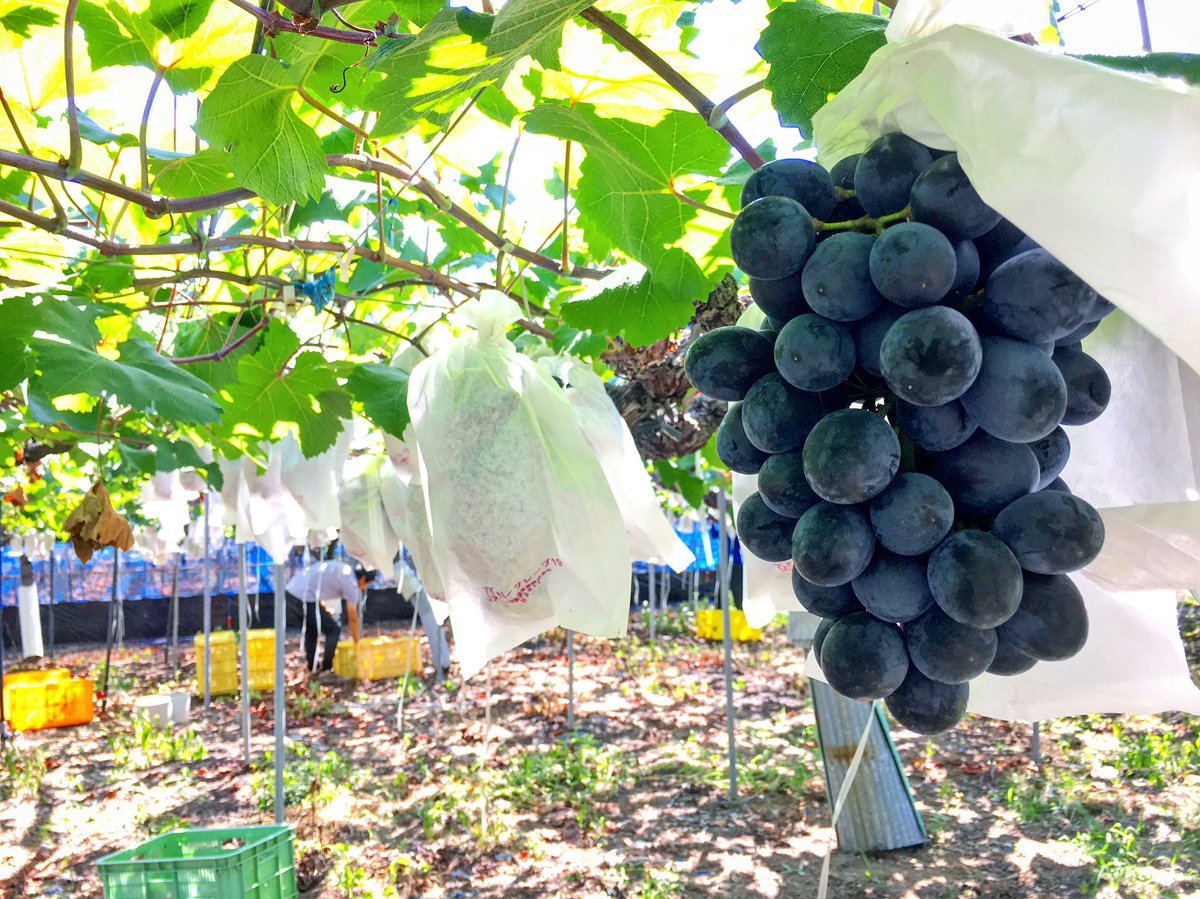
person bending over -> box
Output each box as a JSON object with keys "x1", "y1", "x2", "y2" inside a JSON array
[{"x1": 285, "y1": 559, "x2": 376, "y2": 672}]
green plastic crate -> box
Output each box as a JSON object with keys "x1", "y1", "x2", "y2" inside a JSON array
[{"x1": 96, "y1": 825, "x2": 297, "y2": 899}]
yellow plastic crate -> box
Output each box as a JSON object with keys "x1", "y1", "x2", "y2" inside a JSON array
[
  {"x1": 696, "y1": 609, "x2": 763, "y2": 642},
  {"x1": 3, "y1": 668, "x2": 70, "y2": 712},
  {"x1": 246, "y1": 629, "x2": 276, "y2": 693},
  {"x1": 5, "y1": 677, "x2": 94, "y2": 731},
  {"x1": 194, "y1": 632, "x2": 239, "y2": 696},
  {"x1": 333, "y1": 638, "x2": 421, "y2": 681}
]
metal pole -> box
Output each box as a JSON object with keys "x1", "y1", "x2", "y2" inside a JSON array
[
  {"x1": 46, "y1": 550, "x2": 55, "y2": 662},
  {"x1": 566, "y1": 629, "x2": 575, "y2": 733},
  {"x1": 1031, "y1": 721, "x2": 1042, "y2": 769},
  {"x1": 202, "y1": 495, "x2": 212, "y2": 711},
  {"x1": 114, "y1": 551, "x2": 124, "y2": 649},
  {"x1": 238, "y1": 544, "x2": 251, "y2": 765},
  {"x1": 1135, "y1": 0, "x2": 1152, "y2": 51},
  {"x1": 273, "y1": 561, "x2": 286, "y2": 824},
  {"x1": 718, "y1": 489, "x2": 737, "y2": 800},
  {"x1": 647, "y1": 565, "x2": 657, "y2": 642},
  {"x1": 690, "y1": 568, "x2": 698, "y2": 615},
  {"x1": 168, "y1": 552, "x2": 181, "y2": 671},
  {"x1": 1, "y1": 570, "x2": 7, "y2": 749},
  {"x1": 101, "y1": 554, "x2": 119, "y2": 714}
]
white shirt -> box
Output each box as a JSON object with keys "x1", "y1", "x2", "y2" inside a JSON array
[{"x1": 285, "y1": 561, "x2": 360, "y2": 604}]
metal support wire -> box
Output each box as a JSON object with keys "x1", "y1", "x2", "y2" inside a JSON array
[
  {"x1": 273, "y1": 560, "x2": 287, "y2": 824},
  {"x1": 238, "y1": 544, "x2": 251, "y2": 765},
  {"x1": 717, "y1": 489, "x2": 737, "y2": 800},
  {"x1": 648, "y1": 564, "x2": 658, "y2": 642}
]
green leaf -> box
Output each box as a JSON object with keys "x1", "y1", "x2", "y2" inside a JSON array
[
  {"x1": 33, "y1": 339, "x2": 222, "y2": 424},
  {"x1": 0, "y1": 296, "x2": 106, "y2": 349},
  {"x1": 76, "y1": 1, "x2": 157, "y2": 71},
  {"x1": 219, "y1": 323, "x2": 353, "y2": 456},
  {"x1": 1073, "y1": 52, "x2": 1200, "y2": 88},
  {"x1": 562, "y1": 249, "x2": 705, "y2": 346},
  {"x1": 118, "y1": 444, "x2": 157, "y2": 476},
  {"x1": 194, "y1": 55, "x2": 327, "y2": 205},
  {"x1": 152, "y1": 148, "x2": 239, "y2": 198},
  {"x1": 75, "y1": 111, "x2": 139, "y2": 149},
  {"x1": 153, "y1": 437, "x2": 206, "y2": 472},
  {"x1": 0, "y1": 349, "x2": 28, "y2": 391},
  {"x1": 0, "y1": 8, "x2": 58, "y2": 39},
  {"x1": 147, "y1": 0, "x2": 215, "y2": 42},
  {"x1": 367, "y1": 1, "x2": 586, "y2": 137},
  {"x1": 757, "y1": 0, "x2": 887, "y2": 136},
  {"x1": 345, "y1": 363, "x2": 411, "y2": 437},
  {"x1": 172, "y1": 312, "x2": 264, "y2": 391},
  {"x1": 25, "y1": 391, "x2": 100, "y2": 432},
  {"x1": 524, "y1": 104, "x2": 729, "y2": 270}
]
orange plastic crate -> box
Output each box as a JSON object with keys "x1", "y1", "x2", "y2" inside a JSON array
[
  {"x1": 3, "y1": 668, "x2": 70, "y2": 711},
  {"x1": 5, "y1": 677, "x2": 94, "y2": 731}
]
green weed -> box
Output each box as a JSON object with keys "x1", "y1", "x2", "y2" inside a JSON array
[
  {"x1": 252, "y1": 743, "x2": 365, "y2": 813},
  {"x1": 1075, "y1": 821, "x2": 1154, "y2": 896},
  {"x1": 1, "y1": 746, "x2": 47, "y2": 799},
  {"x1": 1115, "y1": 725, "x2": 1200, "y2": 789}
]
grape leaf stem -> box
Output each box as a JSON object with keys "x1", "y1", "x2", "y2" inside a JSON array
[
  {"x1": 63, "y1": 0, "x2": 82, "y2": 173},
  {"x1": 578, "y1": 7, "x2": 765, "y2": 170}
]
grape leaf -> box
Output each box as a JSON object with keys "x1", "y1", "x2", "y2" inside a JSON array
[
  {"x1": 0, "y1": 8, "x2": 58, "y2": 40},
  {"x1": 194, "y1": 55, "x2": 327, "y2": 205},
  {"x1": 75, "y1": 1, "x2": 157, "y2": 71},
  {"x1": 757, "y1": 0, "x2": 887, "y2": 136},
  {"x1": 561, "y1": 249, "x2": 705, "y2": 345},
  {"x1": 1073, "y1": 52, "x2": 1200, "y2": 88},
  {"x1": 219, "y1": 324, "x2": 352, "y2": 456},
  {"x1": 345, "y1": 363, "x2": 411, "y2": 437},
  {"x1": 171, "y1": 312, "x2": 264, "y2": 391},
  {"x1": 148, "y1": 0, "x2": 215, "y2": 42},
  {"x1": 152, "y1": 148, "x2": 239, "y2": 198},
  {"x1": 367, "y1": 1, "x2": 586, "y2": 136},
  {"x1": 524, "y1": 103, "x2": 729, "y2": 271},
  {"x1": 33, "y1": 339, "x2": 222, "y2": 424}
]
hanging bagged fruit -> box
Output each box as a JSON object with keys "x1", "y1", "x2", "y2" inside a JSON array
[
  {"x1": 544, "y1": 354, "x2": 695, "y2": 573},
  {"x1": 408, "y1": 292, "x2": 630, "y2": 678}
]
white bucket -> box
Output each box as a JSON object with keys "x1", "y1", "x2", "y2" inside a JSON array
[
  {"x1": 168, "y1": 692, "x2": 191, "y2": 725},
  {"x1": 133, "y1": 695, "x2": 172, "y2": 728}
]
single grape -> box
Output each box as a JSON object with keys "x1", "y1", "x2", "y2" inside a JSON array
[
  {"x1": 869, "y1": 223, "x2": 958, "y2": 308},
  {"x1": 741, "y1": 373, "x2": 825, "y2": 453},
  {"x1": 927, "y1": 530, "x2": 1023, "y2": 628},
  {"x1": 730, "y1": 196, "x2": 817, "y2": 280},
  {"x1": 801, "y1": 232, "x2": 885, "y2": 322},
  {"x1": 749, "y1": 271, "x2": 810, "y2": 324},
  {"x1": 896, "y1": 399, "x2": 978, "y2": 451},
  {"x1": 715, "y1": 403, "x2": 770, "y2": 474},
  {"x1": 852, "y1": 551, "x2": 936, "y2": 623},
  {"x1": 792, "y1": 502, "x2": 876, "y2": 586},
  {"x1": 909, "y1": 153, "x2": 1001, "y2": 240},
  {"x1": 1085, "y1": 295, "x2": 1117, "y2": 322},
  {"x1": 960, "y1": 336, "x2": 1068, "y2": 442},
  {"x1": 819, "y1": 612, "x2": 910, "y2": 700},
  {"x1": 997, "y1": 572, "x2": 1088, "y2": 661},
  {"x1": 992, "y1": 491, "x2": 1105, "y2": 574},
  {"x1": 852, "y1": 304, "x2": 907, "y2": 377},
  {"x1": 886, "y1": 667, "x2": 969, "y2": 735},
  {"x1": 741, "y1": 158, "x2": 837, "y2": 220},
  {"x1": 986, "y1": 631, "x2": 1038, "y2": 676},
  {"x1": 792, "y1": 569, "x2": 864, "y2": 618},
  {"x1": 1028, "y1": 427, "x2": 1070, "y2": 490},
  {"x1": 984, "y1": 248, "x2": 1097, "y2": 342},
  {"x1": 775, "y1": 314, "x2": 856, "y2": 392},
  {"x1": 880, "y1": 306, "x2": 982, "y2": 406},
  {"x1": 803, "y1": 409, "x2": 900, "y2": 504},
  {"x1": 869, "y1": 472, "x2": 955, "y2": 556},
  {"x1": 812, "y1": 616, "x2": 837, "y2": 666},
  {"x1": 905, "y1": 606, "x2": 997, "y2": 685},
  {"x1": 945, "y1": 239, "x2": 981, "y2": 303},
  {"x1": 1054, "y1": 319, "x2": 1100, "y2": 347},
  {"x1": 1043, "y1": 476, "x2": 1071, "y2": 493},
  {"x1": 758, "y1": 321, "x2": 780, "y2": 347},
  {"x1": 758, "y1": 450, "x2": 822, "y2": 518},
  {"x1": 929, "y1": 431, "x2": 1039, "y2": 516},
  {"x1": 1052, "y1": 346, "x2": 1112, "y2": 426},
  {"x1": 829, "y1": 154, "x2": 860, "y2": 190},
  {"x1": 975, "y1": 218, "x2": 1039, "y2": 283},
  {"x1": 854, "y1": 133, "x2": 934, "y2": 217},
  {"x1": 684, "y1": 326, "x2": 775, "y2": 401},
  {"x1": 735, "y1": 493, "x2": 798, "y2": 563}
]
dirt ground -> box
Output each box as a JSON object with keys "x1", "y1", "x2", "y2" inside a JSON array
[{"x1": 2, "y1": 603, "x2": 1199, "y2": 898}]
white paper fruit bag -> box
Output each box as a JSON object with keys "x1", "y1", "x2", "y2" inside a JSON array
[
  {"x1": 546, "y1": 354, "x2": 695, "y2": 572},
  {"x1": 339, "y1": 454, "x2": 400, "y2": 573},
  {"x1": 408, "y1": 293, "x2": 630, "y2": 677},
  {"x1": 385, "y1": 426, "x2": 448, "y2": 620}
]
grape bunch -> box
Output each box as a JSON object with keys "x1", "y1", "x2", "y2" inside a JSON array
[{"x1": 685, "y1": 134, "x2": 1113, "y2": 735}]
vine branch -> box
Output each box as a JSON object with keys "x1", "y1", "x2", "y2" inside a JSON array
[
  {"x1": 578, "y1": 6, "x2": 765, "y2": 170},
  {"x1": 63, "y1": 0, "x2": 82, "y2": 172},
  {"x1": 223, "y1": 0, "x2": 407, "y2": 45}
]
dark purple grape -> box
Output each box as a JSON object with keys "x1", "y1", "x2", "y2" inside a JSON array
[
  {"x1": 684, "y1": 327, "x2": 775, "y2": 401},
  {"x1": 791, "y1": 568, "x2": 864, "y2": 618},
  {"x1": 741, "y1": 158, "x2": 837, "y2": 220},
  {"x1": 927, "y1": 530, "x2": 1023, "y2": 628},
  {"x1": 792, "y1": 502, "x2": 876, "y2": 587},
  {"x1": 869, "y1": 223, "x2": 957, "y2": 308},
  {"x1": 851, "y1": 551, "x2": 936, "y2": 623},
  {"x1": 731, "y1": 196, "x2": 816, "y2": 280},
  {"x1": 909, "y1": 153, "x2": 1001, "y2": 240},
  {"x1": 992, "y1": 491, "x2": 1105, "y2": 574},
  {"x1": 997, "y1": 572, "x2": 1088, "y2": 661},
  {"x1": 736, "y1": 493, "x2": 798, "y2": 563},
  {"x1": 886, "y1": 667, "x2": 969, "y2": 734},
  {"x1": 715, "y1": 403, "x2": 770, "y2": 474},
  {"x1": 868, "y1": 472, "x2": 955, "y2": 557},
  {"x1": 854, "y1": 134, "x2": 933, "y2": 217},
  {"x1": 803, "y1": 409, "x2": 900, "y2": 505},
  {"x1": 820, "y1": 611, "x2": 910, "y2": 700},
  {"x1": 905, "y1": 606, "x2": 997, "y2": 685},
  {"x1": 960, "y1": 336, "x2": 1068, "y2": 442}
]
